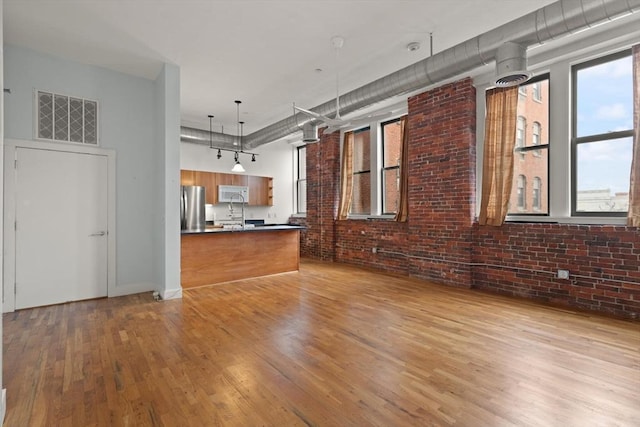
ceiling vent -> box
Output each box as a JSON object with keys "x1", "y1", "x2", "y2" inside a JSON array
[
  {"x1": 494, "y1": 42, "x2": 531, "y2": 87},
  {"x1": 302, "y1": 122, "x2": 319, "y2": 143}
]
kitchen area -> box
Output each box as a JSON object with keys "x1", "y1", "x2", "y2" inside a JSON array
[{"x1": 179, "y1": 165, "x2": 303, "y2": 289}]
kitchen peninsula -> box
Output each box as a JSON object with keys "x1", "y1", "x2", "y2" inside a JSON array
[{"x1": 181, "y1": 226, "x2": 302, "y2": 288}]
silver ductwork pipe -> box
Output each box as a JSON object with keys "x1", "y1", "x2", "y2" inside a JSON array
[
  {"x1": 181, "y1": 0, "x2": 640, "y2": 149},
  {"x1": 180, "y1": 125, "x2": 239, "y2": 148}
]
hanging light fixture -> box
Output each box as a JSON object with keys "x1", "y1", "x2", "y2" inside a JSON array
[
  {"x1": 207, "y1": 100, "x2": 258, "y2": 170},
  {"x1": 231, "y1": 101, "x2": 246, "y2": 172}
]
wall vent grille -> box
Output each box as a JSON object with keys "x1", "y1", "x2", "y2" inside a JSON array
[{"x1": 36, "y1": 90, "x2": 98, "y2": 145}]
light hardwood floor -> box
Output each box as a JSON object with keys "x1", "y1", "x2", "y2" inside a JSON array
[{"x1": 3, "y1": 259, "x2": 639, "y2": 426}]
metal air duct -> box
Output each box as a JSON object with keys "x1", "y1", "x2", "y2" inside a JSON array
[
  {"x1": 494, "y1": 41, "x2": 531, "y2": 87},
  {"x1": 302, "y1": 122, "x2": 319, "y2": 143},
  {"x1": 180, "y1": 0, "x2": 640, "y2": 149},
  {"x1": 180, "y1": 125, "x2": 238, "y2": 148}
]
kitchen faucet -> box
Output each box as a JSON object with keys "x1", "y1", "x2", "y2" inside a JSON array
[{"x1": 228, "y1": 192, "x2": 245, "y2": 229}]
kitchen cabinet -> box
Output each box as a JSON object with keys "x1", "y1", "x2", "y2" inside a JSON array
[
  {"x1": 180, "y1": 170, "x2": 195, "y2": 186},
  {"x1": 248, "y1": 175, "x2": 271, "y2": 206},
  {"x1": 181, "y1": 169, "x2": 272, "y2": 206},
  {"x1": 194, "y1": 171, "x2": 217, "y2": 204}
]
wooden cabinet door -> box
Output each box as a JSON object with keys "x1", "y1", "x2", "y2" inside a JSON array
[
  {"x1": 232, "y1": 174, "x2": 248, "y2": 186},
  {"x1": 248, "y1": 176, "x2": 273, "y2": 206},
  {"x1": 216, "y1": 172, "x2": 233, "y2": 186},
  {"x1": 248, "y1": 176, "x2": 262, "y2": 205},
  {"x1": 180, "y1": 169, "x2": 195, "y2": 186},
  {"x1": 195, "y1": 171, "x2": 217, "y2": 204}
]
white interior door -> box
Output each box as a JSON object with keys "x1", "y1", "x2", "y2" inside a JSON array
[{"x1": 15, "y1": 147, "x2": 108, "y2": 309}]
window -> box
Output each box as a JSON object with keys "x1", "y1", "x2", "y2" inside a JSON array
[
  {"x1": 516, "y1": 116, "x2": 526, "y2": 159},
  {"x1": 37, "y1": 90, "x2": 98, "y2": 144},
  {"x1": 533, "y1": 177, "x2": 541, "y2": 211},
  {"x1": 532, "y1": 82, "x2": 542, "y2": 102},
  {"x1": 517, "y1": 175, "x2": 526, "y2": 209},
  {"x1": 381, "y1": 118, "x2": 402, "y2": 214},
  {"x1": 296, "y1": 146, "x2": 307, "y2": 214},
  {"x1": 340, "y1": 112, "x2": 407, "y2": 218},
  {"x1": 351, "y1": 127, "x2": 371, "y2": 215},
  {"x1": 572, "y1": 50, "x2": 633, "y2": 216},
  {"x1": 532, "y1": 121, "x2": 542, "y2": 157},
  {"x1": 508, "y1": 74, "x2": 550, "y2": 216},
  {"x1": 518, "y1": 86, "x2": 527, "y2": 96}
]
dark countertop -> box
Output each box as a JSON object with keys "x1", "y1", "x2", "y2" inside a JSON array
[{"x1": 181, "y1": 224, "x2": 304, "y2": 235}]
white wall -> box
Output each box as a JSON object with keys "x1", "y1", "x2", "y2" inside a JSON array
[
  {"x1": 3, "y1": 45, "x2": 171, "y2": 295},
  {"x1": 154, "y1": 64, "x2": 181, "y2": 300},
  {"x1": 180, "y1": 140, "x2": 296, "y2": 224},
  {"x1": 0, "y1": 0, "x2": 6, "y2": 420}
]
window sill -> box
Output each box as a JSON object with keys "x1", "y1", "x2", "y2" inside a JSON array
[
  {"x1": 505, "y1": 216, "x2": 628, "y2": 225},
  {"x1": 290, "y1": 213, "x2": 307, "y2": 218},
  {"x1": 347, "y1": 214, "x2": 396, "y2": 221}
]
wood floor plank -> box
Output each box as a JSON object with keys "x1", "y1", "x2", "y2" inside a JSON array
[{"x1": 3, "y1": 259, "x2": 639, "y2": 426}]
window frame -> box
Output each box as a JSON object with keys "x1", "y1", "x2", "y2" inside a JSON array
[
  {"x1": 350, "y1": 126, "x2": 372, "y2": 216},
  {"x1": 508, "y1": 73, "x2": 551, "y2": 217},
  {"x1": 476, "y1": 30, "x2": 636, "y2": 225},
  {"x1": 570, "y1": 49, "x2": 633, "y2": 218},
  {"x1": 338, "y1": 105, "x2": 408, "y2": 220},
  {"x1": 295, "y1": 145, "x2": 307, "y2": 215},
  {"x1": 380, "y1": 117, "x2": 403, "y2": 215}
]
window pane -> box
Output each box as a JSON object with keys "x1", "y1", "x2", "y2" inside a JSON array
[
  {"x1": 576, "y1": 55, "x2": 632, "y2": 138},
  {"x1": 383, "y1": 168, "x2": 399, "y2": 213},
  {"x1": 383, "y1": 121, "x2": 401, "y2": 168},
  {"x1": 297, "y1": 179, "x2": 307, "y2": 213},
  {"x1": 508, "y1": 76, "x2": 549, "y2": 215},
  {"x1": 353, "y1": 128, "x2": 370, "y2": 173},
  {"x1": 509, "y1": 146, "x2": 549, "y2": 214},
  {"x1": 352, "y1": 172, "x2": 371, "y2": 214},
  {"x1": 576, "y1": 138, "x2": 631, "y2": 213},
  {"x1": 298, "y1": 146, "x2": 306, "y2": 180}
]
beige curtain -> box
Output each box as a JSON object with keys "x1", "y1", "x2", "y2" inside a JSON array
[
  {"x1": 629, "y1": 44, "x2": 640, "y2": 226},
  {"x1": 478, "y1": 86, "x2": 519, "y2": 226},
  {"x1": 394, "y1": 116, "x2": 409, "y2": 222},
  {"x1": 337, "y1": 131, "x2": 354, "y2": 220}
]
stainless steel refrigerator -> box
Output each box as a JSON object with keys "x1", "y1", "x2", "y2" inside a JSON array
[{"x1": 180, "y1": 185, "x2": 206, "y2": 231}]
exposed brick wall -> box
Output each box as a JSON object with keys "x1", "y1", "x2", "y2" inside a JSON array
[
  {"x1": 291, "y1": 76, "x2": 640, "y2": 319},
  {"x1": 291, "y1": 129, "x2": 341, "y2": 261},
  {"x1": 406, "y1": 78, "x2": 476, "y2": 287},
  {"x1": 473, "y1": 223, "x2": 640, "y2": 318}
]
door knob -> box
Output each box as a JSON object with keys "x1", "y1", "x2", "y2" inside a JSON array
[{"x1": 89, "y1": 231, "x2": 106, "y2": 237}]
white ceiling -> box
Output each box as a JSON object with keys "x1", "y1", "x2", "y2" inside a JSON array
[{"x1": 4, "y1": 0, "x2": 558, "y2": 135}]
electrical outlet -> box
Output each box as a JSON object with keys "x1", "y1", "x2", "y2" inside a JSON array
[
  {"x1": 557, "y1": 269, "x2": 570, "y2": 279},
  {"x1": 372, "y1": 247, "x2": 377, "y2": 254}
]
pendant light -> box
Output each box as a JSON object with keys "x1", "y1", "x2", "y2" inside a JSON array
[
  {"x1": 208, "y1": 100, "x2": 258, "y2": 170},
  {"x1": 231, "y1": 100, "x2": 246, "y2": 172}
]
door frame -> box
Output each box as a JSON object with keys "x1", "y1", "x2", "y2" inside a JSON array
[{"x1": 3, "y1": 138, "x2": 116, "y2": 313}]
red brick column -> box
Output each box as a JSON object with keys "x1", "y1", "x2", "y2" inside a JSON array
[{"x1": 406, "y1": 78, "x2": 477, "y2": 287}]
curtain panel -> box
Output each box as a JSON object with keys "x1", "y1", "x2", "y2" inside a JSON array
[
  {"x1": 628, "y1": 44, "x2": 640, "y2": 227},
  {"x1": 478, "y1": 86, "x2": 519, "y2": 226},
  {"x1": 394, "y1": 116, "x2": 409, "y2": 222},
  {"x1": 337, "y1": 131, "x2": 354, "y2": 220}
]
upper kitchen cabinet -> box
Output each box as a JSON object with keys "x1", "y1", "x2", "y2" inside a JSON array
[
  {"x1": 181, "y1": 170, "x2": 196, "y2": 186},
  {"x1": 181, "y1": 170, "x2": 272, "y2": 206},
  {"x1": 249, "y1": 175, "x2": 273, "y2": 206},
  {"x1": 194, "y1": 171, "x2": 217, "y2": 204}
]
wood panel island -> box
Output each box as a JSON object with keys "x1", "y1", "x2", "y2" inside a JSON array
[{"x1": 181, "y1": 225, "x2": 302, "y2": 288}]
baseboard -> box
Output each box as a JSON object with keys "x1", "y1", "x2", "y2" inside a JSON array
[{"x1": 160, "y1": 287, "x2": 182, "y2": 300}]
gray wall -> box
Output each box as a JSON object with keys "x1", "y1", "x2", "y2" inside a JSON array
[
  {"x1": 0, "y1": 0, "x2": 5, "y2": 419},
  {"x1": 3, "y1": 45, "x2": 180, "y2": 294}
]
